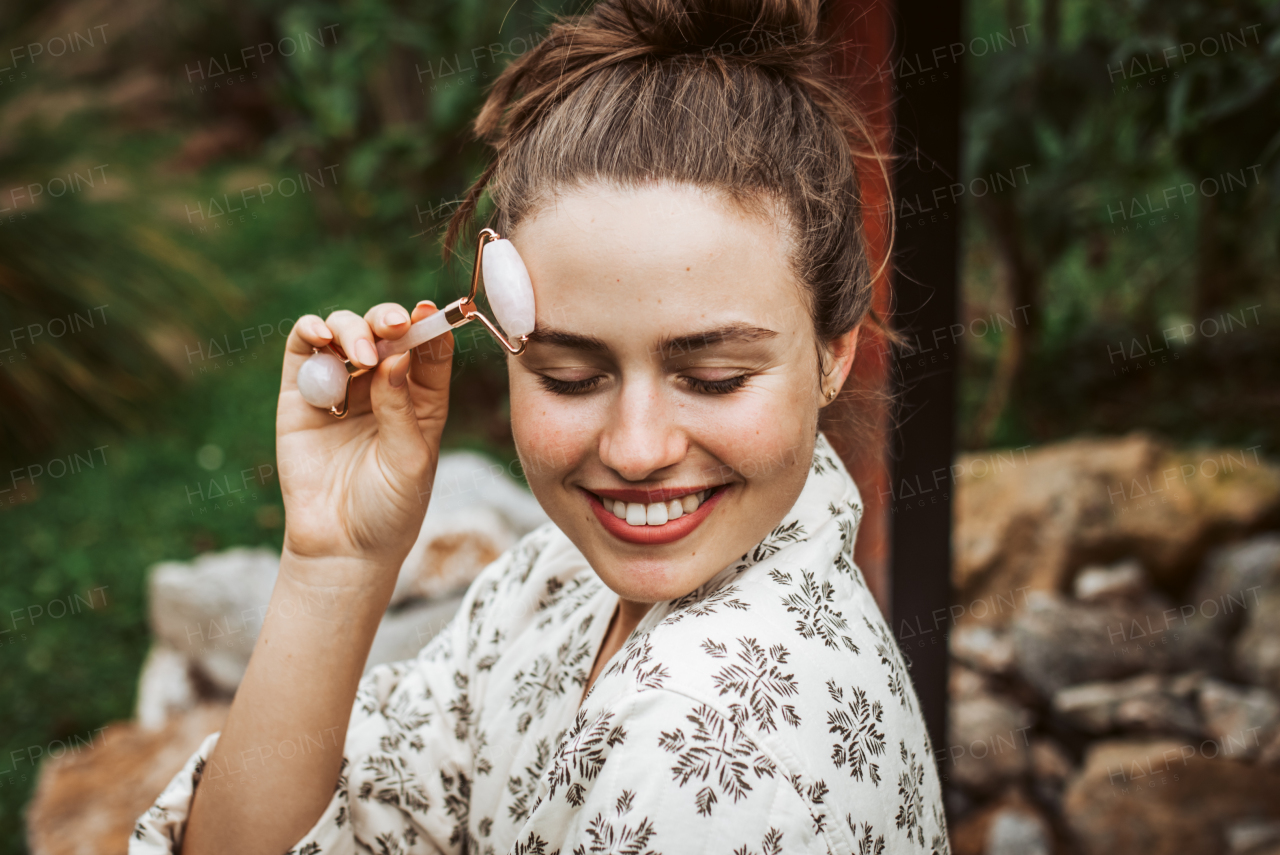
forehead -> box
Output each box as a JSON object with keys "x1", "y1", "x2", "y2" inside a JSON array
[{"x1": 509, "y1": 182, "x2": 811, "y2": 339}]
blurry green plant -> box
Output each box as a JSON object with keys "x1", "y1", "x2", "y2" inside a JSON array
[
  {"x1": 249, "y1": 0, "x2": 581, "y2": 261},
  {"x1": 1, "y1": 0, "x2": 592, "y2": 470},
  {"x1": 960, "y1": 0, "x2": 1280, "y2": 449},
  {"x1": 0, "y1": 126, "x2": 237, "y2": 471}
]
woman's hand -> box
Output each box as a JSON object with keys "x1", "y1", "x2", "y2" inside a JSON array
[
  {"x1": 183, "y1": 301, "x2": 454, "y2": 855},
  {"x1": 276, "y1": 301, "x2": 454, "y2": 575}
]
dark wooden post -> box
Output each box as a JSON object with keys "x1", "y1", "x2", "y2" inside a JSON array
[
  {"x1": 885, "y1": 0, "x2": 964, "y2": 751},
  {"x1": 825, "y1": 0, "x2": 964, "y2": 752},
  {"x1": 825, "y1": 0, "x2": 897, "y2": 621}
]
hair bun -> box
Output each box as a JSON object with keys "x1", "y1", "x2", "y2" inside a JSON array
[
  {"x1": 597, "y1": 0, "x2": 821, "y2": 69},
  {"x1": 471, "y1": 0, "x2": 828, "y2": 152}
]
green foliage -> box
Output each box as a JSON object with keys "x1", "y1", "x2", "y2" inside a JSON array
[
  {"x1": 258, "y1": 0, "x2": 579, "y2": 257},
  {"x1": 959, "y1": 0, "x2": 1280, "y2": 450},
  {"x1": 0, "y1": 123, "x2": 239, "y2": 471}
]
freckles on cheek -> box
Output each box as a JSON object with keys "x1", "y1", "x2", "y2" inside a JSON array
[
  {"x1": 510, "y1": 389, "x2": 595, "y2": 479},
  {"x1": 711, "y1": 399, "x2": 807, "y2": 480}
]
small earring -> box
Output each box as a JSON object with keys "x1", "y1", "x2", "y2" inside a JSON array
[{"x1": 825, "y1": 387, "x2": 838, "y2": 401}]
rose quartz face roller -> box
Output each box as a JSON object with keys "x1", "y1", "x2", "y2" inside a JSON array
[{"x1": 296, "y1": 228, "x2": 534, "y2": 416}]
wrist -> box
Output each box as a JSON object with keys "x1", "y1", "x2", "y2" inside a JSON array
[{"x1": 277, "y1": 547, "x2": 400, "y2": 608}]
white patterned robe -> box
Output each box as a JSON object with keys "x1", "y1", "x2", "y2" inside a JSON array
[{"x1": 132, "y1": 432, "x2": 949, "y2": 854}]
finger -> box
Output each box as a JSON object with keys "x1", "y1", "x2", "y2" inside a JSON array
[
  {"x1": 326, "y1": 309, "x2": 380, "y2": 370},
  {"x1": 409, "y1": 300, "x2": 436, "y2": 323},
  {"x1": 281, "y1": 314, "x2": 335, "y2": 390},
  {"x1": 369, "y1": 351, "x2": 435, "y2": 488},
  {"x1": 364, "y1": 302, "x2": 412, "y2": 341},
  {"x1": 405, "y1": 301, "x2": 454, "y2": 394}
]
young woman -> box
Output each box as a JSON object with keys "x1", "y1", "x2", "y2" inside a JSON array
[{"x1": 133, "y1": 1, "x2": 949, "y2": 852}]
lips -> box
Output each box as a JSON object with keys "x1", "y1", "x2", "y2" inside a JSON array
[{"x1": 583, "y1": 485, "x2": 729, "y2": 545}]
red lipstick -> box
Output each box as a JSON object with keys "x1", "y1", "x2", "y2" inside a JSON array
[{"x1": 582, "y1": 485, "x2": 729, "y2": 545}]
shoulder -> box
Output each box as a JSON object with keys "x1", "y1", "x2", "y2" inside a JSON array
[
  {"x1": 432, "y1": 521, "x2": 597, "y2": 659},
  {"x1": 583, "y1": 529, "x2": 947, "y2": 852},
  {"x1": 470, "y1": 520, "x2": 594, "y2": 618}
]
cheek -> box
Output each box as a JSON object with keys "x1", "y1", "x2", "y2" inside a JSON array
[
  {"x1": 697, "y1": 384, "x2": 816, "y2": 482},
  {"x1": 509, "y1": 379, "x2": 596, "y2": 487}
]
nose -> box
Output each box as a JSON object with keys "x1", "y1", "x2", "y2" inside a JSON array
[{"x1": 598, "y1": 376, "x2": 687, "y2": 482}]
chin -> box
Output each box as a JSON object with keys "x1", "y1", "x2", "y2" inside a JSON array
[{"x1": 584, "y1": 553, "x2": 713, "y2": 604}]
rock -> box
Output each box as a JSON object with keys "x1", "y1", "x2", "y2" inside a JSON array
[
  {"x1": 946, "y1": 789, "x2": 1047, "y2": 855},
  {"x1": 1054, "y1": 681, "x2": 1129, "y2": 733},
  {"x1": 1010, "y1": 594, "x2": 1129, "y2": 695},
  {"x1": 148, "y1": 546, "x2": 279, "y2": 695},
  {"x1": 142, "y1": 451, "x2": 547, "y2": 724},
  {"x1": 1053, "y1": 673, "x2": 1199, "y2": 736},
  {"x1": 1226, "y1": 819, "x2": 1280, "y2": 855},
  {"x1": 1010, "y1": 592, "x2": 1226, "y2": 697},
  {"x1": 1262, "y1": 729, "x2": 1280, "y2": 768},
  {"x1": 1114, "y1": 686, "x2": 1201, "y2": 735},
  {"x1": 986, "y1": 806, "x2": 1051, "y2": 855},
  {"x1": 366, "y1": 593, "x2": 466, "y2": 672},
  {"x1": 26, "y1": 704, "x2": 229, "y2": 855},
  {"x1": 394, "y1": 504, "x2": 517, "y2": 604},
  {"x1": 946, "y1": 692, "x2": 1033, "y2": 793},
  {"x1": 1029, "y1": 738, "x2": 1074, "y2": 806},
  {"x1": 1198, "y1": 679, "x2": 1280, "y2": 758},
  {"x1": 1235, "y1": 589, "x2": 1280, "y2": 694},
  {"x1": 1194, "y1": 533, "x2": 1280, "y2": 615},
  {"x1": 1062, "y1": 738, "x2": 1280, "y2": 855},
  {"x1": 390, "y1": 450, "x2": 548, "y2": 604},
  {"x1": 1167, "y1": 670, "x2": 1207, "y2": 699},
  {"x1": 134, "y1": 644, "x2": 199, "y2": 731},
  {"x1": 950, "y1": 664, "x2": 989, "y2": 701},
  {"x1": 954, "y1": 435, "x2": 1280, "y2": 624},
  {"x1": 1030, "y1": 738, "x2": 1074, "y2": 785},
  {"x1": 1074, "y1": 558, "x2": 1147, "y2": 602},
  {"x1": 951, "y1": 625, "x2": 1015, "y2": 675}
]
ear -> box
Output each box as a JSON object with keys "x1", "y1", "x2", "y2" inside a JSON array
[{"x1": 819, "y1": 324, "x2": 860, "y2": 403}]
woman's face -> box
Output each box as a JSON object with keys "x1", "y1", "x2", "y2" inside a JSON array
[{"x1": 507, "y1": 182, "x2": 855, "y2": 605}]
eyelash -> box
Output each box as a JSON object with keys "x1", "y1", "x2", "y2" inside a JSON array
[{"x1": 536, "y1": 374, "x2": 749, "y2": 396}]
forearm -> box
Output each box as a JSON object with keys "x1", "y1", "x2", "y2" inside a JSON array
[{"x1": 183, "y1": 552, "x2": 398, "y2": 855}]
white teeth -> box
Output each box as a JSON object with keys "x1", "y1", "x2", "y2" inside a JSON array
[
  {"x1": 599, "y1": 488, "x2": 717, "y2": 527},
  {"x1": 625, "y1": 503, "x2": 647, "y2": 525}
]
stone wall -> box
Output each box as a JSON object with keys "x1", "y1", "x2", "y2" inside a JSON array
[{"x1": 944, "y1": 434, "x2": 1280, "y2": 855}]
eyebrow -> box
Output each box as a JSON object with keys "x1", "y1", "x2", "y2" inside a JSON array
[{"x1": 525, "y1": 322, "x2": 779, "y2": 357}]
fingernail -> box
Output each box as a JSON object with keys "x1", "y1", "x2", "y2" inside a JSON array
[
  {"x1": 355, "y1": 339, "x2": 378, "y2": 367},
  {"x1": 384, "y1": 309, "x2": 409, "y2": 327},
  {"x1": 415, "y1": 300, "x2": 436, "y2": 310},
  {"x1": 311, "y1": 321, "x2": 332, "y2": 339}
]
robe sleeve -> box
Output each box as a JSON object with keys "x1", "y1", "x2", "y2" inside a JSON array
[
  {"x1": 130, "y1": 551, "x2": 514, "y2": 855},
  {"x1": 515, "y1": 688, "x2": 828, "y2": 855}
]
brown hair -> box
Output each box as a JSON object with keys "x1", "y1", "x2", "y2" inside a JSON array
[{"x1": 443, "y1": 0, "x2": 893, "y2": 361}]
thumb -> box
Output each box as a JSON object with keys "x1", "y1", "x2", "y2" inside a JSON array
[{"x1": 369, "y1": 352, "x2": 436, "y2": 491}]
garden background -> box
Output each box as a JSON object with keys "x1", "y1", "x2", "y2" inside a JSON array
[{"x1": 1, "y1": 0, "x2": 1278, "y2": 850}]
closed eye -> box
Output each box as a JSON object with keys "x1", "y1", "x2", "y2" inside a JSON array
[
  {"x1": 537, "y1": 375, "x2": 604, "y2": 395},
  {"x1": 682, "y1": 374, "x2": 749, "y2": 395},
  {"x1": 535, "y1": 373, "x2": 752, "y2": 396}
]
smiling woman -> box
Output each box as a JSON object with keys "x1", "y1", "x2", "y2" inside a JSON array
[
  {"x1": 509, "y1": 185, "x2": 838, "y2": 606},
  {"x1": 130, "y1": 1, "x2": 948, "y2": 853}
]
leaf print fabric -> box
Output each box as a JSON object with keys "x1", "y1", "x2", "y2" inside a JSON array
[{"x1": 130, "y1": 432, "x2": 949, "y2": 855}]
